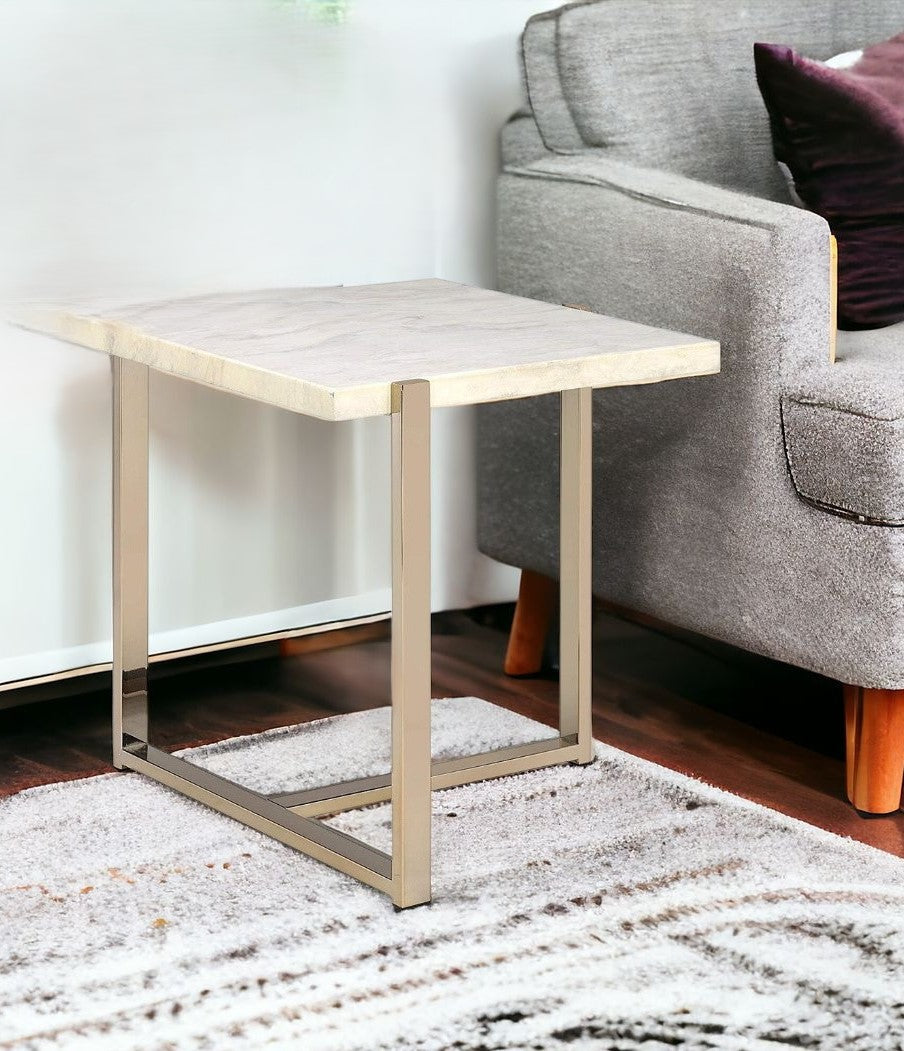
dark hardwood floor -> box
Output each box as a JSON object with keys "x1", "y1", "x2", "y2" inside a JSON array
[{"x1": 3, "y1": 606, "x2": 904, "y2": 858}]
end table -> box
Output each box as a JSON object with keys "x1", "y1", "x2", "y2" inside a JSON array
[{"x1": 17, "y1": 280, "x2": 719, "y2": 908}]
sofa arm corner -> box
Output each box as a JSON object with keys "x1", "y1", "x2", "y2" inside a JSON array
[{"x1": 497, "y1": 155, "x2": 832, "y2": 378}]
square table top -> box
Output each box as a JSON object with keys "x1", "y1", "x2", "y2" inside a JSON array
[{"x1": 13, "y1": 279, "x2": 719, "y2": 420}]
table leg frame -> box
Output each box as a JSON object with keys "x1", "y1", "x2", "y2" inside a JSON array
[
  {"x1": 389, "y1": 379, "x2": 433, "y2": 907},
  {"x1": 111, "y1": 362, "x2": 594, "y2": 908},
  {"x1": 112, "y1": 357, "x2": 149, "y2": 768},
  {"x1": 559, "y1": 387, "x2": 594, "y2": 765}
]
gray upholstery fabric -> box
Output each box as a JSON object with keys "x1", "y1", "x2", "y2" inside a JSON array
[
  {"x1": 783, "y1": 325, "x2": 904, "y2": 525},
  {"x1": 521, "y1": 10, "x2": 585, "y2": 152},
  {"x1": 500, "y1": 109, "x2": 556, "y2": 168},
  {"x1": 522, "y1": 0, "x2": 904, "y2": 196},
  {"x1": 479, "y1": 151, "x2": 904, "y2": 689}
]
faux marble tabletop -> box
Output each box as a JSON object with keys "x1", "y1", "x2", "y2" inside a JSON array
[{"x1": 13, "y1": 280, "x2": 719, "y2": 420}]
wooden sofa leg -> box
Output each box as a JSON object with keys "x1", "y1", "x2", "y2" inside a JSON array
[
  {"x1": 504, "y1": 569, "x2": 558, "y2": 676},
  {"x1": 844, "y1": 685, "x2": 904, "y2": 814}
]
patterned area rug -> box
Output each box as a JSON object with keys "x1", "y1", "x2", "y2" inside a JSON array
[{"x1": 3, "y1": 697, "x2": 904, "y2": 1050}]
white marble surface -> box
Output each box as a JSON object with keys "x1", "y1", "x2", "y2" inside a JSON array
[{"x1": 13, "y1": 280, "x2": 719, "y2": 420}]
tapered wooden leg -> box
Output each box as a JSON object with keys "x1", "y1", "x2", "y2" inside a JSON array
[
  {"x1": 504, "y1": 569, "x2": 558, "y2": 677},
  {"x1": 844, "y1": 685, "x2": 904, "y2": 814}
]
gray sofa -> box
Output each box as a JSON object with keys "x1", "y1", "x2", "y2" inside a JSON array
[{"x1": 477, "y1": 0, "x2": 904, "y2": 814}]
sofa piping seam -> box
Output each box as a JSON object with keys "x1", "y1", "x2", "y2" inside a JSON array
[
  {"x1": 502, "y1": 163, "x2": 778, "y2": 231},
  {"x1": 782, "y1": 394, "x2": 904, "y2": 426},
  {"x1": 552, "y1": 6, "x2": 600, "y2": 152},
  {"x1": 521, "y1": 11, "x2": 578, "y2": 156}
]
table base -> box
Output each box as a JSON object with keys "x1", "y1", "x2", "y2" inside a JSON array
[
  {"x1": 111, "y1": 359, "x2": 593, "y2": 909},
  {"x1": 117, "y1": 729, "x2": 585, "y2": 902}
]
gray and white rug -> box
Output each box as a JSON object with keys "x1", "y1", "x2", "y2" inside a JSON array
[{"x1": 3, "y1": 696, "x2": 904, "y2": 1050}]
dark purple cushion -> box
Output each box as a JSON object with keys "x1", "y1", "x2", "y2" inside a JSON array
[{"x1": 754, "y1": 36, "x2": 904, "y2": 329}]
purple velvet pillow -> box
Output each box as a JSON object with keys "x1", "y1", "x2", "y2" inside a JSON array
[{"x1": 754, "y1": 36, "x2": 904, "y2": 329}]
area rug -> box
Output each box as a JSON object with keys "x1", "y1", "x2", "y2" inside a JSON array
[{"x1": 3, "y1": 697, "x2": 904, "y2": 1051}]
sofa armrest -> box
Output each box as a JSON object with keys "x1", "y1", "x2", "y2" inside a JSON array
[{"x1": 499, "y1": 154, "x2": 832, "y2": 378}]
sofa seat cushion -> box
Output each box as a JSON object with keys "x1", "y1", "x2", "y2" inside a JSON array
[{"x1": 782, "y1": 323, "x2": 904, "y2": 523}]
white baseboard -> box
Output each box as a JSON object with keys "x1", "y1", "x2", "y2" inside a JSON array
[{"x1": 0, "y1": 589, "x2": 392, "y2": 690}]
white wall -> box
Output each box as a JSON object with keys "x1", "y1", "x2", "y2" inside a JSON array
[{"x1": 0, "y1": 0, "x2": 549, "y2": 684}]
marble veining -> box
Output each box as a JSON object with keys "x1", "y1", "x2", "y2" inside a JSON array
[{"x1": 12, "y1": 280, "x2": 719, "y2": 420}]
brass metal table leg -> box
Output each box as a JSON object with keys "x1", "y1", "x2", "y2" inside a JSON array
[
  {"x1": 112, "y1": 358, "x2": 150, "y2": 768},
  {"x1": 559, "y1": 388, "x2": 594, "y2": 765},
  {"x1": 390, "y1": 379, "x2": 433, "y2": 908}
]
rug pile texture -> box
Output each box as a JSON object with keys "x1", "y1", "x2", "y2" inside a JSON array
[{"x1": 3, "y1": 696, "x2": 904, "y2": 1050}]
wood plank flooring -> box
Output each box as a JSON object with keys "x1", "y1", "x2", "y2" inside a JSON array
[{"x1": 2, "y1": 607, "x2": 903, "y2": 859}]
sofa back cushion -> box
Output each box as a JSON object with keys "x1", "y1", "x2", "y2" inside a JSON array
[{"x1": 524, "y1": 0, "x2": 904, "y2": 197}]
